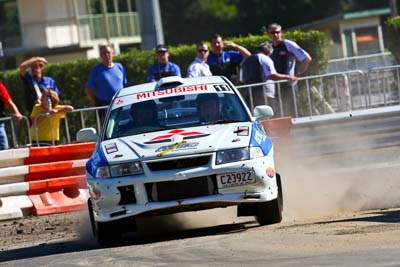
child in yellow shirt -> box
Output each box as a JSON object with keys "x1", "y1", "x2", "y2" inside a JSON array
[{"x1": 30, "y1": 89, "x2": 73, "y2": 145}]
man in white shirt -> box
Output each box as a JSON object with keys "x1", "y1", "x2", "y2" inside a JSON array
[{"x1": 187, "y1": 42, "x2": 212, "y2": 77}]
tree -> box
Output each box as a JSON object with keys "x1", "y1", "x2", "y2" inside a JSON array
[{"x1": 159, "y1": 0, "x2": 390, "y2": 45}]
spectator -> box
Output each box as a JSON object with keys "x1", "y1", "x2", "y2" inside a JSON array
[
  {"x1": 240, "y1": 42, "x2": 298, "y2": 112},
  {"x1": 207, "y1": 34, "x2": 251, "y2": 83},
  {"x1": 147, "y1": 44, "x2": 181, "y2": 82},
  {"x1": 30, "y1": 88, "x2": 73, "y2": 146},
  {"x1": 0, "y1": 82, "x2": 23, "y2": 150},
  {"x1": 85, "y1": 44, "x2": 127, "y2": 107},
  {"x1": 19, "y1": 57, "x2": 61, "y2": 114},
  {"x1": 187, "y1": 42, "x2": 212, "y2": 77},
  {"x1": 268, "y1": 23, "x2": 312, "y2": 117},
  {"x1": 196, "y1": 93, "x2": 221, "y2": 123}
]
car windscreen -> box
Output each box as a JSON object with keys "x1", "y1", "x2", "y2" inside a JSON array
[{"x1": 104, "y1": 91, "x2": 250, "y2": 140}]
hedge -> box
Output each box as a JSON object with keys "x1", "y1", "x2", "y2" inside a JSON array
[{"x1": 1, "y1": 30, "x2": 327, "y2": 116}]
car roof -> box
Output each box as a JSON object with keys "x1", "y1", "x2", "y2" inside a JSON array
[{"x1": 116, "y1": 76, "x2": 231, "y2": 98}]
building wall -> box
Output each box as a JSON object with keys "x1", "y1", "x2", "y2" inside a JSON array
[{"x1": 17, "y1": 0, "x2": 78, "y2": 48}]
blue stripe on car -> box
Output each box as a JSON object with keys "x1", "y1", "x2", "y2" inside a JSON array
[
  {"x1": 250, "y1": 122, "x2": 273, "y2": 155},
  {"x1": 86, "y1": 146, "x2": 108, "y2": 177}
]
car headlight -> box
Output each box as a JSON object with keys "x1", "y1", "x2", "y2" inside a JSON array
[
  {"x1": 95, "y1": 162, "x2": 144, "y2": 178},
  {"x1": 95, "y1": 166, "x2": 111, "y2": 178},
  {"x1": 109, "y1": 162, "x2": 144, "y2": 177},
  {"x1": 216, "y1": 147, "x2": 249, "y2": 165},
  {"x1": 216, "y1": 147, "x2": 265, "y2": 165}
]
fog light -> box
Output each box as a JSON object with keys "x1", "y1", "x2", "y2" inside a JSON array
[
  {"x1": 90, "y1": 189, "x2": 101, "y2": 200},
  {"x1": 266, "y1": 167, "x2": 275, "y2": 178}
]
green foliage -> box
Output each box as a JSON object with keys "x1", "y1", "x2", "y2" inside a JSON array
[
  {"x1": 1, "y1": 30, "x2": 327, "y2": 117},
  {"x1": 386, "y1": 16, "x2": 400, "y2": 64}
]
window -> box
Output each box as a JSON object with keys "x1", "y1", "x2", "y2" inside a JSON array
[
  {"x1": 0, "y1": 0, "x2": 21, "y2": 47},
  {"x1": 355, "y1": 26, "x2": 380, "y2": 55}
]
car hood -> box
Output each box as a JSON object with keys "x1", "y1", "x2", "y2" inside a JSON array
[{"x1": 101, "y1": 123, "x2": 254, "y2": 163}]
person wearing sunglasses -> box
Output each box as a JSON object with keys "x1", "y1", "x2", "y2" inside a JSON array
[
  {"x1": 19, "y1": 56, "x2": 61, "y2": 115},
  {"x1": 187, "y1": 42, "x2": 212, "y2": 77},
  {"x1": 147, "y1": 44, "x2": 181, "y2": 82},
  {"x1": 268, "y1": 23, "x2": 312, "y2": 117}
]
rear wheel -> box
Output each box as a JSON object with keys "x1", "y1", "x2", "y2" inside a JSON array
[{"x1": 255, "y1": 174, "x2": 283, "y2": 225}]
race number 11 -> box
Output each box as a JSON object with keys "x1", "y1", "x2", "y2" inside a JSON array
[{"x1": 213, "y1": 84, "x2": 231, "y2": 91}]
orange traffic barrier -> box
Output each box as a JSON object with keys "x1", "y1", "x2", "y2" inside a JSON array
[
  {"x1": 29, "y1": 188, "x2": 88, "y2": 215},
  {"x1": 24, "y1": 142, "x2": 95, "y2": 165},
  {"x1": 25, "y1": 159, "x2": 87, "y2": 182},
  {"x1": 261, "y1": 117, "x2": 292, "y2": 138},
  {"x1": 27, "y1": 175, "x2": 87, "y2": 195}
]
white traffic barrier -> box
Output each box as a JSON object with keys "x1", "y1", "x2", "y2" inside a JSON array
[
  {"x1": 0, "y1": 165, "x2": 29, "y2": 185},
  {"x1": 0, "y1": 195, "x2": 33, "y2": 220},
  {"x1": 0, "y1": 182, "x2": 29, "y2": 197},
  {"x1": 0, "y1": 148, "x2": 29, "y2": 168}
]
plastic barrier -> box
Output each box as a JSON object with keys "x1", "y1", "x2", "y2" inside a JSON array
[
  {"x1": 25, "y1": 159, "x2": 87, "y2": 182},
  {"x1": 29, "y1": 189, "x2": 89, "y2": 216},
  {"x1": 0, "y1": 195, "x2": 33, "y2": 220},
  {"x1": 0, "y1": 142, "x2": 95, "y2": 221},
  {"x1": 27, "y1": 175, "x2": 87, "y2": 195},
  {"x1": 24, "y1": 142, "x2": 95, "y2": 165},
  {"x1": 0, "y1": 148, "x2": 30, "y2": 168},
  {"x1": 0, "y1": 165, "x2": 29, "y2": 185},
  {"x1": 0, "y1": 181, "x2": 29, "y2": 197},
  {"x1": 261, "y1": 117, "x2": 292, "y2": 139}
]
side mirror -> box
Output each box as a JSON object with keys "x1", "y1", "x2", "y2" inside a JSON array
[
  {"x1": 77, "y1": 127, "x2": 98, "y2": 142},
  {"x1": 253, "y1": 105, "x2": 274, "y2": 120}
]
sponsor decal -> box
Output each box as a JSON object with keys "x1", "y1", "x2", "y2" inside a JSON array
[
  {"x1": 213, "y1": 84, "x2": 232, "y2": 92},
  {"x1": 234, "y1": 126, "x2": 249, "y2": 136},
  {"x1": 105, "y1": 143, "x2": 118, "y2": 154},
  {"x1": 254, "y1": 129, "x2": 266, "y2": 145},
  {"x1": 156, "y1": 141, "x2": 199, "y2": 156},
  {"x1": 115, "y1": 99, "x2": 124, "y2": 105},
  {"x1": 149, "y1": 129, "x2": 208, "y2": 143},
  {"x1": 136, "y1": 85, "x2": 208, "y2": 100}
]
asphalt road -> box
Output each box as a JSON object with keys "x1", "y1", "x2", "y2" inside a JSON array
[{"x1": 1, "y1": 206, "x2": 400, "y2": 266}]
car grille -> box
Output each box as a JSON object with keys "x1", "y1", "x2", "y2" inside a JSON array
[
  {"x1": 146, "y1": 156, "x2": 210, "y2": 171},
  {"x1": 146, "y1": 175, "x2": 218, "y2": 202}
]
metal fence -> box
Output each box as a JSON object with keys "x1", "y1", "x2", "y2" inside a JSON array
[
  {"x1": 3, "y1": 65, "x2": 400, "y2": 148},
  {"x1": 3, "y1": 106, "x2": 107, "y2": 148},
  {"x1": 237, "y1": 65, "x2": 400, "y2": 118},
  {"x1": 327, "y1": 52, "x2": 396, "y2": 73}
]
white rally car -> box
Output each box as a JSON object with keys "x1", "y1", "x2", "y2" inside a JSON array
[{"x1": 78, "y1": 76, "x2": 283, "y2": 245}]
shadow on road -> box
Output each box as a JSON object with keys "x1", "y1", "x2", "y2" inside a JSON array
[
  {"x1": 0, "y1": 219, "x2": 257, "y2": 263},
  {"x1": 316, "y1": 208, "x2": 400, "y2": 225}
]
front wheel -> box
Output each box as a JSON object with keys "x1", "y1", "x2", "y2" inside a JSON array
[
  {"x1": 88, "y1": 199, "x2": 122, "y2": 246},
  {"x1": 255, "y1": 174, "x2": 283, "y2": 225}
]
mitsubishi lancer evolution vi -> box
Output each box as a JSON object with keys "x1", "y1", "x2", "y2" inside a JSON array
[{"x1": 77, "y1": 75, "x2": 283, "y2": 245}]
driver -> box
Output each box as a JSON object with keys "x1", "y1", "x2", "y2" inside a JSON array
[
  {"x1": 130, "y1": 100, "x2": 159, "y2": 127},
  {"x1": 196, "y1": 93, "x2": 221, "y2": 123}
]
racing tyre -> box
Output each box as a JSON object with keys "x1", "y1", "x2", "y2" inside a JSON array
[
  {"x1": 88, "y1": 199, "x2": 122, "y2": 246},
  {"x1": 255, "y1": 174, "x2": 283, "y2": 225}
]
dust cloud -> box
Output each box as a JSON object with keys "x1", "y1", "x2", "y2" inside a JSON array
[
  {"x1": 277, "y1": 131, "x2": 400, "y2": 221},
  {"x1": 79, "y1": 127, "x2": 400, "y2": 240}
]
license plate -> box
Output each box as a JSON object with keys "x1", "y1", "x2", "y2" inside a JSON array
[{"x1": 217, "y1": 171, "x2": 255, "y2": 188}]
